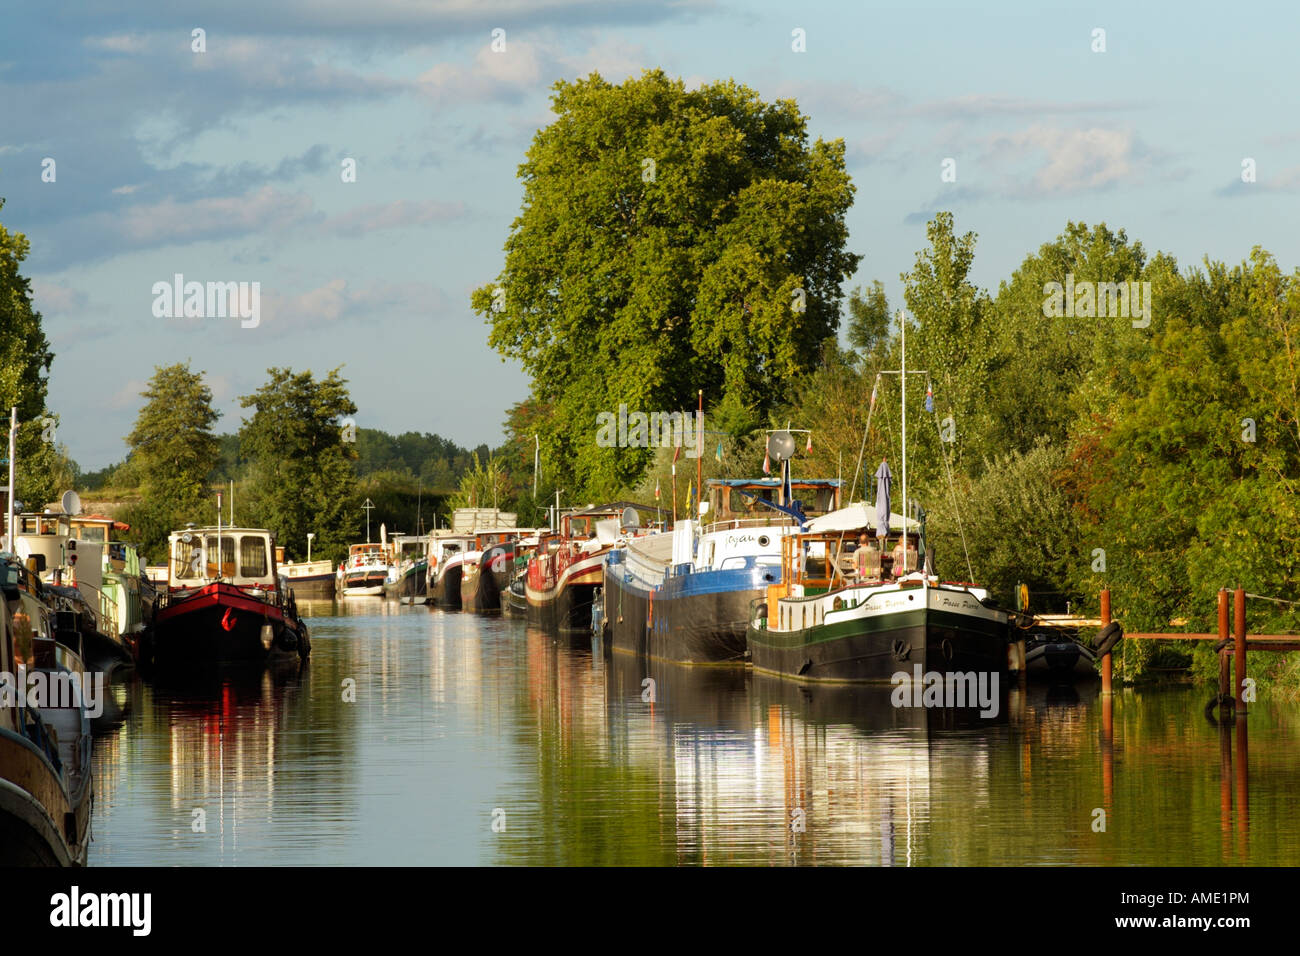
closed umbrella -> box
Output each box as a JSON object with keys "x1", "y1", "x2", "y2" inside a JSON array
[{"x1": 874, "y1": 459, "x2": 892, "y2": 539}]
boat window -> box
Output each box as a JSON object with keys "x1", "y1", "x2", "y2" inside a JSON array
[
  {"x1": 804, "y1": 541, "x2": 829, "y2": 578},
  {"x1": 173, "y1": 539, "x2": 203, "y2": 579},
  {"x1": 570, "y1": 518, "x2": 588, "y2": 536},
  {"x1": 730, "y1": 489, "x2": 773, "y2": 514},
  {"x1": 240, "y1": 536, "x2": 268, "y2": 577},
  {"x1": 203, "y1": 535, "x2": 237, "y2": 578},
  {"x1": 73, "y1": 525, "x2": 107, "y2": 543},
  {"x1": 804, "y1": 487, "x2": 835, "y2": 513}
]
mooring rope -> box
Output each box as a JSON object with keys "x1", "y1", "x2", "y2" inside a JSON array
[{"x1": 1245, "y1": 592, "x2": 1300, "y2": 607}]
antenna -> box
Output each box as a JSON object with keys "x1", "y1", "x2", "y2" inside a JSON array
[
  {"x1": 61, "y1": 489, "x2": 82, "y2": 517},
  {"x1": 766, "y1": 431, "x2": 797, "y2": 461}
]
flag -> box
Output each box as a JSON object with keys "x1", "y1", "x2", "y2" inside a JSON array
[
  {"x1": 762, "y1": 450, "x2": 771, "y2": 474},
  {"x1": 715, "y1": 441, "x2": 723, "y2": 464},
  {"x1": 869, "y1": 380, "x2": 878, "y2": 407},
  {"x1": 924, "y1": 383, "x2": 934, "y2": 413},
  {"x1": 805, "y1": 432, "x2": 812, "y2": 453},
  {"x1": 655, "y1": 478, "x2": 661, "y2": 500},
  {"x1": 672, "y1": 443, "x2": 681, "y2": 464}
]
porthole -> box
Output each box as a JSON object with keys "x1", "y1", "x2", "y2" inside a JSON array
[{"x1": 758, "y1": 535, "x2": 770, "y2": 548}]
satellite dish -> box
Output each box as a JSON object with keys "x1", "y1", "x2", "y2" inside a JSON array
[
  {"x1": 621, "y1": 507, "x2": 640, "y2": 529},
  {"x1": 767, "y1": 431, "x2": 797, "y2": 462},
  {"x1": 61, "y1": 490, "x2": 82, "y2": 516}
]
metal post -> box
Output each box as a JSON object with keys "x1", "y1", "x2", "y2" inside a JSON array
[
  {"x1": 900, "y1": 311, "x2": 907, "y2": 560},
  {"x1": 216, "y1": 491, "x2": 222, "y2": 583},
  {"x1": 1234, "y1": 586, "x2": 1247, "y2": 713},
  {"x1": 1100, "y1": 587, "x2": 1112, "y2": 695},
  {"x1": 5, "y1": 407, "x2": 15, "y2": 553},
  {"x1": 696, "y1": 390, "x2": 703, "y2": 518}
]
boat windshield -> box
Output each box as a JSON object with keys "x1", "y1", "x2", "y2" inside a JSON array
[{"x1": 170, "y1": 533, "x2": 272, "y2": 583}]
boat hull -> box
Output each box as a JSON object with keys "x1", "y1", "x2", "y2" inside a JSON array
[
  {"x1": 280, "y1": 571, "x2": 336, "y2": 597},
  {"x1": 501, "y1": 577, "x2": 527, "y2": 617},
  {"x1": 432, "y1": 563, "x2": 463, "y2": 609},
  {"x1": 604, "y1": 556, "x2": 768, "y2": 664},
  {"x1": 0, "y1": 731, "x2": 92, "y2": 866},
  {"x1": 526, "y1": 551, "x2": 606, "y2": 631},
  {"x1": 386, "y1": 562, "x2": 428, "y2": 600},
  {"x1": 1025, "y1": 641, "x2": 1098, "y2": 680},
  {"x1": 340, "y1": 567, "x2": 387, "y2": 597},
  {"x1": 749, "y1": 587, "x2": 1008, "y2": 683},
  {"x1": 148, "y1": 583, "x2": 308, "y2": 667},
  {"x1": 461, "y1": 559, "x2": 499, "y2": 613}
]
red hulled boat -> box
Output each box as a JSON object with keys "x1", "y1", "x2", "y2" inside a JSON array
[{"x1": 143, "y1": 525, "x2": 310, "y2": 668}]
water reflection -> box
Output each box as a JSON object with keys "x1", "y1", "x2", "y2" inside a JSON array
[{"x1": 87, "y1": 602, "x2": 1300, "y2": 865}]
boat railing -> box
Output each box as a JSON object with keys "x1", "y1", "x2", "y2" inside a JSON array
[
  {"x1": 703, "y1": 517, "x2": 794, "y2": 534},
  {"x1": 60, "y1": 579, "x2": 119, "y2": 637}
]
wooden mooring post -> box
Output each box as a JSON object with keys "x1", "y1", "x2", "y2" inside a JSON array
[
  {"x1": 1234, "y1": 587, "x2": 1248, "y2": 714},
  {"x1": 1111, "y1": 585, "x2": 1300, "y2": 714},
  {"x1": 1100, "y1": 587, "x2": 1112, "y2": 696},
  {"x1": 1218, "y1": 588, "x2": 1230, "y2": 704}
]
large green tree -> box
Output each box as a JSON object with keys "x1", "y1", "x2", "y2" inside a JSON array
[
  {"x1": 474, "y1": 70, "x2": 860, "y2": 498},
  {"x1": 986, "y1": 221, "x2": 1153, "y2": 456},
  {"x1": 238, "y1": 367, "x2": 359, "y2": 562},
  {"x1": 0, "y1": 200, "x2": 60, "y2": 510},
  {"x1": 117, "y1": 363, "x2": 221, "y2": 557}
]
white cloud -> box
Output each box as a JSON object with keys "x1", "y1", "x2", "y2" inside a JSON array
[
  {"x1": 30, "y1": 280, "x2": 89, "y2": 315},
  {"x1": 417, "y1": 41, "x2": 548, "y2": 103},
  {"x1": 84, "y1": 34, "x2": 149, "y2": 54},
  {"x1": 260, "y1": 278, "x2": 447, "y2": 331},
  {"x1": 984, "y1": 125, "x2": 1151, "y2": 195},
  {"x1": 115, "y1": 186, "x2": 316, "y2": 245}
]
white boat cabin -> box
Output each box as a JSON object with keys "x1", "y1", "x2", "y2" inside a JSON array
[{"x1": 168, "y1": 527, "x2": 277, "y2": 590}]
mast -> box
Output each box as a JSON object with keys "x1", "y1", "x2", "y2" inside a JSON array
[
  {"x1": 900, "y1": 310, "x2": 907, "y2": 560},
  {"x1": 5, "y1": 407, "x2": 15, "y2": 553},
  {"x1": 216, "y1": 491, "x2": 223, "y2": 583},
  {"x1": 696, "y1": 389, "x2": 703, "y2": 519}
]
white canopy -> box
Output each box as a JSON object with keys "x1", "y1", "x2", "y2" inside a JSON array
[{"x1": 803, "y1": 501, "x2": 919, "y2": 534}]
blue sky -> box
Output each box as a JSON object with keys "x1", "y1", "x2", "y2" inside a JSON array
[{"x1": 2, "y1": 0, "x2": 1299, "y2": 470}]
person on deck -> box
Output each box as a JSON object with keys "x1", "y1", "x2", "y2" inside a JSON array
[
  {"x1": 854, "y1": 533, "x2": 878, "y2": 581},
  {"x1": 891, "y1": 538, "x2": 918, "y2": 578}
]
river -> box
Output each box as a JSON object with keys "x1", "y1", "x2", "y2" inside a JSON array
[{"x1": 86, "y1": 599, "x2": 1299, "y2": 865}]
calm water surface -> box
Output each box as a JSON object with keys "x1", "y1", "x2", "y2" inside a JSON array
[{"x1": 87, "y1": 600, "x2": 1300, "y2": 865}]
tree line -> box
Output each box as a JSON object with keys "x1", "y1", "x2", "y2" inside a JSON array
[{"x1": 469, "y1": 70, "x2": 1300, "y2": 689}]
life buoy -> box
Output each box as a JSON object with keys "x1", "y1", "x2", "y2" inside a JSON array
[{"x1": 1094, "y1": 621, "x2": 1123, "y2": 656}]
